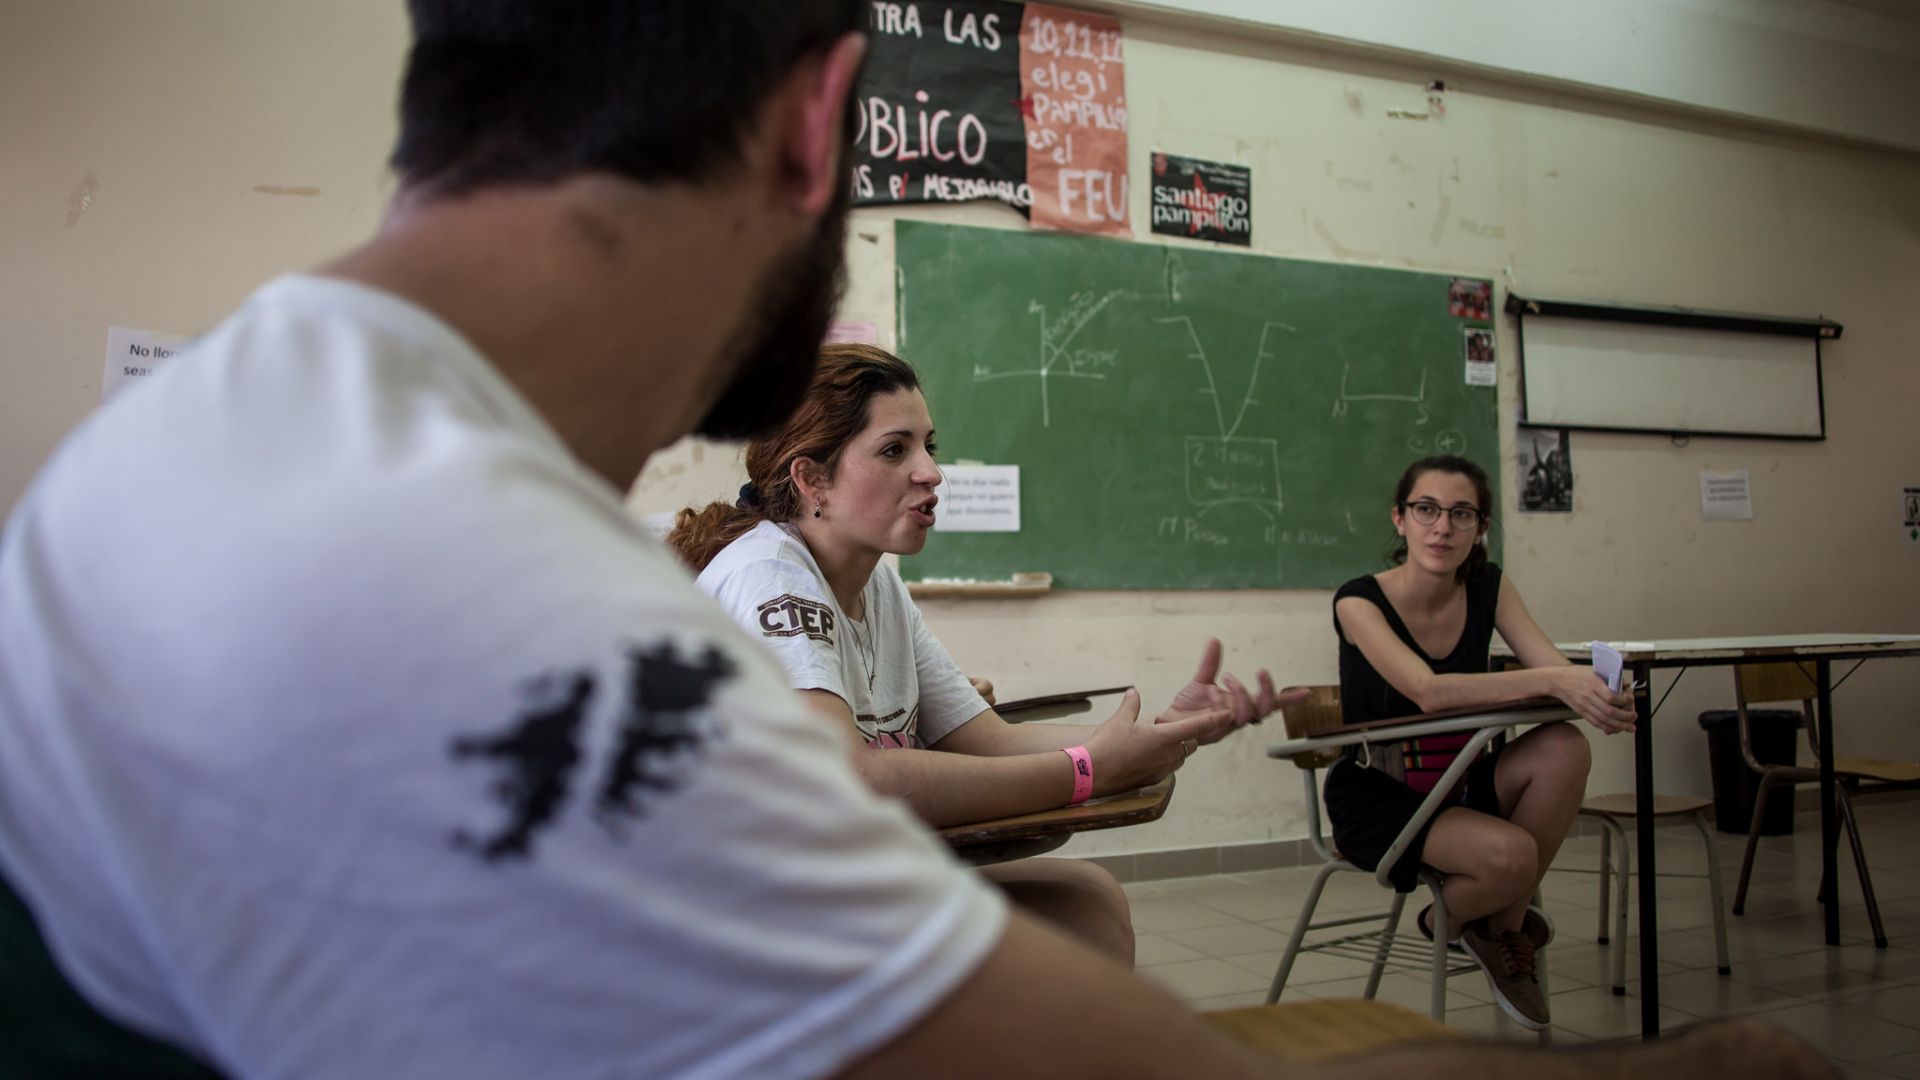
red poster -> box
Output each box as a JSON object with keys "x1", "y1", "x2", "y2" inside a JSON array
[{"x1": 1019, "y1": 4, "x2": 1129, "y2": 236}]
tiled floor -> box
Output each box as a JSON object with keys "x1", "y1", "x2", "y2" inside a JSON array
[{"x1": 1127, "y1": 798, "x2": 1920, "y2": 1075}]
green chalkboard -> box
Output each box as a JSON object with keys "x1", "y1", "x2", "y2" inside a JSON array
[{"x1": 896, "y1": 220, "x2": 1500, "y2": 590}]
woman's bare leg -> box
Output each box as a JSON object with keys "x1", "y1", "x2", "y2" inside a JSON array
[
  {"x1": 1421, "y1": 807, "x2": 1540, "y2": 931},
  {"x1": 1488, "y1": 723, "x2": 1592, "y2": 928}
]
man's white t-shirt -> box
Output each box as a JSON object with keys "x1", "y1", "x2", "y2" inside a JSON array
[
  {"x1": 698, "y1": 522, "x2": 989, "y2": 749},
  {"x1": 0, "y1": 276, "x2": 1006, "y2": 1078}
]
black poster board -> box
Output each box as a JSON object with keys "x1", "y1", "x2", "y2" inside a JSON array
[
  {"x1": 851, "y1": 1, "x2": 1031, "y2": 211},
  {"x1": 1148, "y1": 153, "x2": 1251, "y2": 245}
]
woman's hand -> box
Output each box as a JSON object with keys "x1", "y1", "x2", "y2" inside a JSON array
[
  {"x1": 1160, "y1": 638, "x2": 1305, "y2": 743},
  {"x1": 967, "y1": 676, "x2": 995, "y2": 706},
  {"x1": 1083, "y1": 690, "x2": 1234, "y2": 796},
  {"x1": 1543, "y1": 666, "x2": 1637, "y2": 734}
]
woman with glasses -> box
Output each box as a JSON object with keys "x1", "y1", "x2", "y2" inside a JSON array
[{"x1": 1326, "y1": 455, "x2": 1635, "y2": 1031}]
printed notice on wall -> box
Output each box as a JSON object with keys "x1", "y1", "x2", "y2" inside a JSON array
[
  {"x1": 851, "y1": 2, "x2": 1029, "y2": 211},
  {"x1": 1149, "y1": 153, "x2": 1250, "y2": 245},
  {"x1": 1903, "y1": 486, "x2": 1919, "y2": 543},
  {"x1": 934, "y1": 464, "x2": 1021, "y2": 531},
  {"x1": 1020, "y1": 3, "x2": 1129, "y2": 236},
  {"x1": 1700, "y1": 469, "x2": 1754, "y2": 521},
  {"x1": 101, "y1": 326, "x2": 186, "y2": 400}
]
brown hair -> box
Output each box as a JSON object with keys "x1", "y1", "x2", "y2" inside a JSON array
[
  {"x1": 667, "y1": 343, "x2": 923, "y2": 571},
  {"x1": 1387, "y1": 454, "x2": 1493, "y2": 584}
]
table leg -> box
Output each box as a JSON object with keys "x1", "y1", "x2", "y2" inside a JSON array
[
  {"x1": 1633, "y1": 660, "x2": 1660, "y2": 1039},
  {"x1": 1818, "y1": 659, "x2": 1839, "y2": 947}
]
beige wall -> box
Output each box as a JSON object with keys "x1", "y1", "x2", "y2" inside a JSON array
[{"x1": 5, "y1": 2, "x2": 1916, "y2": 860}]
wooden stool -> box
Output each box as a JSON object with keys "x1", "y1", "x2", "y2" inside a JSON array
[
  {"x1": 1206, "y1": 999, "x2": 1457, "y2": 1061},
  {"x1": 1578, "y1": 793, "x2": 1730, "y2": 994}
]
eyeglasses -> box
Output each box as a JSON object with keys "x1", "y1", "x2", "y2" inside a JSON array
[{"x1": 1401, "y1": 500, "x2": 1485, "y2": 529}]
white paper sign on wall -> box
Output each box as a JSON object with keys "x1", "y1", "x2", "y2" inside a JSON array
[
  {"x1": 101, "y1": 326, "x2": 186, "y2": 400},
  {"x1": 933, "y1": 464, "x2": 1020, "y2": 532},
  {"x1": 1700, "y1": 469, "x2": 1754, "y2": 522}
]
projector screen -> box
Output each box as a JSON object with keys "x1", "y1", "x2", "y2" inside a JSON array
[{"x1": 1518, "y1": 315, "x2": 1825, "y2": 439}]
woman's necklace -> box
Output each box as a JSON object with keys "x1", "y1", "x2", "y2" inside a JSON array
[{"x1": 846, "y1": 599, "x2": 878, "y2": 694}]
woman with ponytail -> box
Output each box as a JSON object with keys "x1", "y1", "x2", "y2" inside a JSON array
[
  {"x1": 670, "y1": 343, "x2": 1293, "y2": 966},
  {"x1": 1325, "y1": 455, "x2": 1634, "y2": 1031}
]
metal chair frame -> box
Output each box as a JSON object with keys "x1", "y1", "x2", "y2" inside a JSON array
[
  {"x1": 1728, "y1": 663, "x2": 1920, "y2": 949},
  {"x1": 1266, "y1": 688, "x2": 1558, "y2": 1030},
  {"x1": 1572, "y1": 804, "x2": 1730, "y2": 993}
]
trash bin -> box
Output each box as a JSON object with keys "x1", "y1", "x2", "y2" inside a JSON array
[{"x1": 1697, "y1": 709, "x2": 1802, "y2": 835}]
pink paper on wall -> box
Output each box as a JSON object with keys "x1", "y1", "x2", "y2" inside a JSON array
[
  {"x1": 824, "y1": 320, "x2": 881, "y2": 346},
  {"x1": 1019, "y1": 4, "x2": 1129, "y2": 236}
]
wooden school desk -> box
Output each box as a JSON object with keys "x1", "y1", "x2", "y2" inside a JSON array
[
  {"x1": 1514, "y1": 634, "x2": 1920, "y2": 1039},
  {"x1": 939, "y1": 776, "x2": 1175, "y2": 866}
]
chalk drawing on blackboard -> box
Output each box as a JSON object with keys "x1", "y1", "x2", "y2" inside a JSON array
[
  {"x1": 1333, "y1": 362, "x2": 1428, "y2": 419},
  {"x1": 1150, "y1": 314, "x2": 1297, "y2": 582},
  {"x1": 1408, "y1": 426, "x2": 1468, "y2": 456},
  {"x1": 1184, "y1": 436, "x2": 1283, "y2": 518},
  {"x1": 968, "y1": 290, "x2": 1126, "y2": 427},
  {"x1": 1152, "y1": 316, "x2": 1296, "y2": 441}
]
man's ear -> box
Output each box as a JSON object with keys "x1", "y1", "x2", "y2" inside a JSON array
[{"x1": 767, "y1": 31, "x2": 868, "y2": 217}]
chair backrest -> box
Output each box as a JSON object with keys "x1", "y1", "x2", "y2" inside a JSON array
[
  {"x1": 1279, "y1": 685, "x2": 1344, "y2": 770},
  {"x1": 1732, "y1": 662, "x2": 1818, "y2": 767}
]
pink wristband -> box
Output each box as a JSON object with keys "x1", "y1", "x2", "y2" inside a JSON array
[{"x1": 1062, "y1": 745, "x2": 1094, "y2": 805}]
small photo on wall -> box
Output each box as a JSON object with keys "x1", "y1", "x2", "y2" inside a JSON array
[
  {"x1": 1517, "y1": 426, "x2": 1573, "y2": 513},
  {"x1": 1463, "y1": 328, "x2": 1495, "y2": 386},
  {"x1": 1464, "y1": 329, "x2": 1494, "y2": 365},
  {"x1": 1449, "y1": 278, "x2": 1492, "y2": 321}
]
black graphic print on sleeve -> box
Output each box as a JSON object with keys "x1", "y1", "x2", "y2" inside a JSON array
[
  {"x1": 449, "y1": 671, "x2": 595, "y2": 861},
  {"x1": 450, "y1": 639, "x2": 740, "y2": 862},
  {"x1": 595, "y1": 642, "x2": 737, "y2": 836}
]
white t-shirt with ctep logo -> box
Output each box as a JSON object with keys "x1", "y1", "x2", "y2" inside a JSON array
[
  {"x1": 0, "y1": 275, "x2": 1007, "y2": 1079},
  {"x1": 698, "y1": 521, "x2": 989, "y2": 749}
]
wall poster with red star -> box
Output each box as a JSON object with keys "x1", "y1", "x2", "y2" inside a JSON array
[{"x1": 1149, "y1": 153, "x2": 1251, "y2": 246}]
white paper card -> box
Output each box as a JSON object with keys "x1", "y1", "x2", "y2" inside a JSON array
[
  {"x1": 1590, "y1": 641, "x2": 1624, "y2": 692},
  {"x1": 933, "y1": 465, "x2": 1020, "y2": 532},
  {"x1": 102, "y1": 326, "x2": 186, "y2": 400},
  {"x1": 1464, "y1": 360, "x2": 1497, "y2": 387},
  {"x1": 1700, "y1": 469, "x2": 1754, "y2": 521}
]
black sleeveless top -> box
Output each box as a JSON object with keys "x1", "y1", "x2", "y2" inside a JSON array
[{"x1": 1333, "y1": 562, "x2": 1503, "y2": 789}]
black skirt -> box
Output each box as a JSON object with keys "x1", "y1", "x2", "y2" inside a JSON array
[{"x1": 1322, "y1": 748, "x2": 1504, "y2": 892}]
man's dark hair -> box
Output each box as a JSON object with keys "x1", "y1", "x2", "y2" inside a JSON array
[{"x1": 392, "y1": 0, "x2": 864, "y2": 197}]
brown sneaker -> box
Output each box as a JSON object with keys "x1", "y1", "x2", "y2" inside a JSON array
[
  {"x1": 1521, "y1": 906, "x2": 1554, "y2": 950},
  {"x1": 1460, "y1": 919, "x2": 1551, "y2": 1030},
  {"x1": 1418, "y1": 906, "x2": 1553, "y2": 951}
]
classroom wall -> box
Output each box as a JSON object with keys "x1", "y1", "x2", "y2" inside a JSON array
[
  {"x1": 1114, "y1": 0, "x2": 1920, "y2": 154},
  {"x1": 4, "y1": 2, "x2": 1916, "y2": 863},
  {"x1": 632, "y1": 14, "x2": 1920, "y2": 857}
]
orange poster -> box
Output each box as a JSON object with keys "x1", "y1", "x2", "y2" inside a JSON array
[{"x1": 1019, "y1": 4, "x2": 1129, "y2": 236}]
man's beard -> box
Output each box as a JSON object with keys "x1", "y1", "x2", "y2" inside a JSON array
[{"x1": 695, "y1": 191, "x2": 850, "y2": 441}]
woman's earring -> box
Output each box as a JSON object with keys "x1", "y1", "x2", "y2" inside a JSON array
[{"x1": 813, "y1": 501, "x2": 822, "y2": 519}]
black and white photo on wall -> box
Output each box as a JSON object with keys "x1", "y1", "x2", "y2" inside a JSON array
[{"x1": 1517, "y1": 426, "x2": 1573, "y2": 513}]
